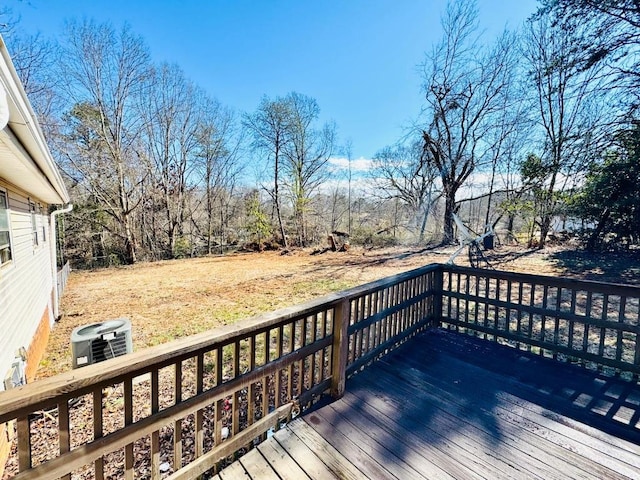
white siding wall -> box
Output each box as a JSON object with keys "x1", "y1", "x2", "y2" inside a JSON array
[{"x1": 0, "y1": 181, "x2": 53, "y2": 388}]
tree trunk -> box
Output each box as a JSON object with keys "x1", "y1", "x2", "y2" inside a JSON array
[
  {"x1": 443, "y1": 190, "x2": 457, "y2": 244},
  {"x1": 587, "y1": 207, "x2": 610, "y2": 251},
  {"x1": 274, "y1": 150, "x2": 288, "y2": 248},
  {"x1": 123, "y1": 215, "x2": 137, "y2": 264}
]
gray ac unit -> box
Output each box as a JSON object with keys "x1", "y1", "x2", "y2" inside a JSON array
[{"x1": 71, "y1": 318, "x2": 133, "y2": 368}]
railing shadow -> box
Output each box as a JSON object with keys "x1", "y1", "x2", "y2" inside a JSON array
[{"x1": 304, "y1": 328, "x2": 640, "y2": 478}]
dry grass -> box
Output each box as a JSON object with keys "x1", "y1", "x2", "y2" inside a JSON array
[{"x1": 37, "y1": 244, "x2": 640, "y2": 378}]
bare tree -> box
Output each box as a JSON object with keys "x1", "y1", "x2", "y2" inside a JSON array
[
  {"x1": 343, "y1": 138, "x2": 354, "y2": 236},
  {"x1": 282, "y1": 92, "x2": 336, "y2": 246},
  {"x1": 6, "y1": 33, "x2": 62, "y2": 125},
  {"x1": 195, "y1": 99, "x2": 245, "y2": 254},
  {"x1": 421, "y1": 0, "x2": 514, "y2": 243},
  {"x1": 139, "y1": 63, "x2": 201, "y2": 258},
  {"x1": 521, "y1": 9, "x2": 605, "y2": 247},
  {"x1": 58, "y1": 20, "x2": 151, "y2": 264},
  {"x1": 372, "y1": 139, "x2": 439, "y2": 242},
  {"x1": 244, "y1": 96, "x2": 290, "y2": 247}
]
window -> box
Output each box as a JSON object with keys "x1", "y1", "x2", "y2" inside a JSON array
[{"x1": 0, "y1": 190, "x2": 12, "y2": 265}]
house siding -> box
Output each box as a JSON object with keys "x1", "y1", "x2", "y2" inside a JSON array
[{"x1": 0, "y1": 180, "x2": 53, "y2": 389}]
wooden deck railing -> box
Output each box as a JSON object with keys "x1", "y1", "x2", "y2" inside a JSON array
[
  {"x1": 0, "y1": 264, "x2": 440, "y2": 479},
  {"x1": 2, "y1": 263, "x2": 639, "y2": 478},
  {"x1": 440, "y1": 265, "x2": 640, "y2": 378}
]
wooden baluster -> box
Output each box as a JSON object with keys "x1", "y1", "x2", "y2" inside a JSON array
[
  {"x1": 174, "y1": 361, "x2": 183, "y2": 471},
  {"x1": 216, "y1": 346, "x2": 223, "y2": 385},
  {"x1": 323, "y1": 313, "x2": 331, "y2": 382},
  {"x1": 494, "y1": 277, "x2": 500, "y2": 338},
  {"x1": 540, "y1": 285, "x2": 549, "y2": 353},
  {"x1": 196, "y1": 353, "x2": 204, "y2": 458},
  {"x1": 234, "y1": 339, "x2": 241, "y2": 379},
  {"x1": 348, "y1": 297, "x2": 358, "y2": 364},
  {"x1": 583, "y1": 291, "x2": 593, "y2": 366},
  {"x1": 528, "y1": 284, "x2": 535, "y2": 352},
  {"x1": 285, "y1": 325, "x2": 294, "y2": 399},
  {"x1": 233, "y1": 383, "x2": 241, "y2": 438},
  {"x1": 354, "y1": 296, "x2": 363, "y2": 361},
  {"x1": 472, "y1": 274, "x2": 479, "y2": 328},
  {"x1": 261, "y1": 375, "x2": 270, "y2": 426},
  {"x1": 516, "y1": 282, "x2": 523, "y2": 348},
  {"x1": 568, "y1": 290, "x2": 577, "y2": 353},
  {"x1": 310, "y1": 314, "x2": 317, "y2": 388},
  {"x1": 248, "y1": 335, "x2": 257, "y2": 427},
  {"x1": 464, "y1": 275, "x2": 470, "y2": 329},
  {"x1": 506, "y1": 280, "x2": 512, "y2": 335},
  {"x1": 93, "y1": 387, "x2": 104, "y2": 480},
  {"x1": 234, "y1": 341, "x2": 242, "y2": 440},
  {"x1": 599, "y1": 294, "x2": 609, "y2": 363},
  {"x1": 59, "y1": 398, "x2": 70, "y2": 480},
  {"x1": 455, "y1": 273, "x2": 461, "y2": 332},
  {"x1": 390, "y1": 286, "x2": 397, "y2": 337},
  {"x1": 368, "y1": 291, "x2": 375, "y2": 349},
  {"x1": 300, "y1": 321, "x2": 308, "y2": 392},
  {"x1": 151, "y1": 369, "x2": 160, "y2": 478},
  {"x1": 616, "y1": 296, "x2": 627, "y2": 364},
  {"x1": 124, "y1": 378, "x2": 134, "y2": 480},
  {"x1": 374, "y1": 289, "x2": 383, "y2": 347},
  {"x1": 554, "y1": 288, "x2": 562, "y2": 359},
  {"x1": 402, "y1": 281, "x2": 410, "y2": 334},
  {"x1": 215, "y1": 398, "x2": 224, "y2": 445},
  {"x1": 17, "y1": 415, "x2": 31, "y2": 473},
  {"x1": 434, "y1": 269, "x2": 443, "y2": 328},
  {"x1": 274, "y1": 327, "x2": 282, "y2": 406},
  {"x1": 380, "y1": 288, "x2": 388, "y2": 345}
]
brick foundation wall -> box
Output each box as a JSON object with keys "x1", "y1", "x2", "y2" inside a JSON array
[{"x1": 25, "y1": 308, "x2": 52, "y2": 382}]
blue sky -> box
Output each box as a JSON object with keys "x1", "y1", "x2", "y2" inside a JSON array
[{"x1": 6, "y1": 0, "x2": 538, "y2": 161}]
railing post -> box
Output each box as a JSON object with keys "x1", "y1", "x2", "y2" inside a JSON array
[
  {"x1": 433, "y1": 267, "x2": 444, "y2": 327},
  {"x1": 330, "y1": 298, "x2": 350, "y2": 399}
]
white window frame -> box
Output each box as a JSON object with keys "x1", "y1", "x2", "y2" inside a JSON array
[{"x1": 0, "y1": 189, "x2": 12, "y2": 266}]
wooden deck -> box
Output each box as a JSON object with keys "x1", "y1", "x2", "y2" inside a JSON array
[{"x1": 215, "y1": 329, "x2": 640, "y2": 479}]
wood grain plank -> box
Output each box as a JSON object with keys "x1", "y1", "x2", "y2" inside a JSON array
[
  {"x1": 305, "y1": 407, "x2": 417, "y2": 480},
  {"x1": 238, "y1": 447, "x2": 280, "y2": 480},
  {"x1": 289, "y1": 419, "x2": 373, "y2": 480},
  {"x1": 218, "y1": 461, "x2": 250, "y2": 479},
  {"x1": 348, "y1": 368, "x2": 560, "y2": 480},
  {"x1": 381, "y1": 336, "x2": 640, "y2": 479},
  {"x1": 257, "y1": 437, "x2": 312, "y2": 480},
  {"x1": 272, "y1": 425, "x2": 340, "y2": 480}
]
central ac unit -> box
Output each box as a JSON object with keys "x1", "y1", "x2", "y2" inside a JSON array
[{"x1": 71, "y1": 318, "x2": 133, "y2": 368}]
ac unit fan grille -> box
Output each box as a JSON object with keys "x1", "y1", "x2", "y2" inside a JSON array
[{"x1": 91, "y1": 333, "x2": 129, "y2": 362}]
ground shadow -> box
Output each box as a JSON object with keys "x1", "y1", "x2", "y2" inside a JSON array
[{"x1": 550, "y1": 249, "x2": 640, "y2": 285}]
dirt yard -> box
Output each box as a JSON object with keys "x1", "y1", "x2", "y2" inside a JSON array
[{"x1": 38, "y1": 244, "x2": 640, "y2": 378}]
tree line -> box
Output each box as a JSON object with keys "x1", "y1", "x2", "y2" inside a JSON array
[{"x1": 2, "y1": 0, "x2": 639, "y2": 267}]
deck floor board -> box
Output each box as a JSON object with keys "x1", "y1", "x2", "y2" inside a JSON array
[{"x1": 217, "y1": 329, "x2": 640, "y2": 479}]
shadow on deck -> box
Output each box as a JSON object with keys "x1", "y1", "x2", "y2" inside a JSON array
[{"x1": 217, "y1": 329, "x2": 640, "y2": 480}]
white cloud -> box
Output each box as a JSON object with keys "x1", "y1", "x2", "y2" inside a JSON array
[{"x1": 328, "y1": 156, "x2": 374, "y2": 173}]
